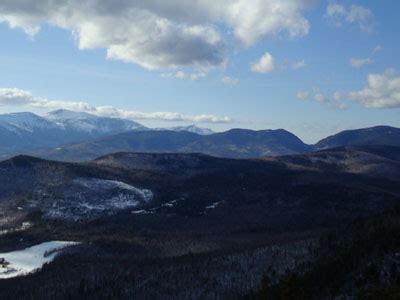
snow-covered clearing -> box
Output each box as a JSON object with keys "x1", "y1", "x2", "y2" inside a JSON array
[
  {"x1": 0, "y1": 241, "x2": 79, "y2": 279},
  {"x1": 41, "y1": 178, "x2": 154, "y2": 220}
]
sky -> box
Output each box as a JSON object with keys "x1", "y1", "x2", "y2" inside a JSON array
[{"x1": 0, "y1": 0, "x2": 399, "y2": 143}]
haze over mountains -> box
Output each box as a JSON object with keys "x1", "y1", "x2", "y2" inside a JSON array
[{"x1": 0, "y1": 109, "x2": 399, "y2": 161}]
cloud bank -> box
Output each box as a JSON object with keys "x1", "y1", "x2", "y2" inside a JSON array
[
  {"x1": 297, "y1": 69, "x2": 400, "y2": 109},
  {"x1": 348, "y1": 69, "x2": 400, "y2": 108},
  {"x1": 0, "y1": 88, "x2": 233, "y2": 123},
  {"x1": 0, "y1": 0, "x2": 313, "y2": 70}
]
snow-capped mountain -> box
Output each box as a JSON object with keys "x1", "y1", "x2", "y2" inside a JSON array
[
  {"x1": 0, "y1": 112, "x2": 58, "y2": 132},
  {"x1": 0, "y1": 110, "x2": 224, "y2": 158},
  {"x1": 46, "y1": 109, "x2": 98, "y2": 120},
  {"x1": 157, "y1": 125, "x2": 215, "y2": 135},
  {"x1": 45, "y1": 109, "x2": 145, "y2": 134},
  {"x1": 0, "y1": 110, "x2": 147, "y2": 157}
]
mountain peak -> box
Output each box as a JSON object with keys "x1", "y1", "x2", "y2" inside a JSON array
[
  {"x1": 315, "y1": 126, "x2": 400, "y2": 150},
  {"x1": 0, "y1": 111, "x2": 44, "y2": 121},
  {"x1": 0, "y1": 112, "x2": 55, "y2": 131},
  {"x1": 45, "y1": 109, "x2": 97, "y2": 120},
  {"x1": 169, "y1": 125, "x2": 214, "y2": 135}
]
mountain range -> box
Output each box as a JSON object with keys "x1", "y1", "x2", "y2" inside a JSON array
[
  {"x1": 0, "y1": 111, "x2": 399, "y2": 299},
  {"x1": 0, "y1": 110, "x2": 144, "y2": 157},
  {"x1": 0, "y1": 110, "x2": 399, "y2": 161},
  {"x1": 38, "y1": 128, "x2": 312, "y2": 161}
]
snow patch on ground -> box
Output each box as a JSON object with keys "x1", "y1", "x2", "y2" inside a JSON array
[
  {"x1": 74, "y1": 178, "x2": 153, "y2": 200},
  {"x1": 0, "y1": 222, "x2": 32, "y2": 236},
  {"x1": 42, "y1": 178, "x2": 153, "y2": 220},
  {"x1": 205, "y1": 202, "x2": 221, "y2": 210},
  {"x1": 131, "y1": 198, "x2": 186, "y2": 215},
  {"x1": 0, "y1": 241, "x2": 79, "y2": 279}
]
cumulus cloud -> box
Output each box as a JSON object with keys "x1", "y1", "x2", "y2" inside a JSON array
[
  {"x1": 348, "y1": 69, "x2": 400, "y2": 108},
  {"x1": 0, "y1": 0, "x2": 313, "y2": 70},
  {"x1": 350, "y1": 57, "x2": 372, "y2": 68},
  {"x1": 296, "y1": 89, "x2": 347, "y2": 109},
  {"x1": 313, "y1": 93, "x2": 326, "y2": 103},
  {"x1": 221, "y1": 76, "x2": 239, "y2": 86},
  {"x1": 0, "y1": 88, "x2": 233, "y2": 123},
  {"x1": 298, "y1": 69, "x2": 400, "y2": 109},
  {"x1": 215, "y1": 0, "x2": 312, "y2": 46},
  {"x1": 251, "y1": 52, "x2": 275, "y2": 73},
  {"x1": 325, "y1": 3, "x2": 374, "y2": 32}
]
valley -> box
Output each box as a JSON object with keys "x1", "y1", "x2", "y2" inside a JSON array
[{"x1": 0, "y1": 144, "x2": 399, "y2": 298}]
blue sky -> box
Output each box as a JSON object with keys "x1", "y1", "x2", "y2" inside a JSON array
[{"x1": 0, "y1": 0, "x2": 399, "y2": 143}]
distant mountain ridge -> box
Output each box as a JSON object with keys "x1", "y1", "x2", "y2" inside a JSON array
[
  {"x1": 0, "y1": 109, "x2": 399, "y2": 161},
  {"x1": 36, "y1": 128, "x2": 312, "y2": 161},
  {"x1": 45, "y1": 109, "x2": 145, "y2": 134},
  {"x1": 0, "y1": 110, "x2": 146, "y2": 157},
  {"x1": 157, "y1": 125, "x2": 214, "y2": 135},
  {"x1": 38, "y1": 125, "x2": 400, "y2": 161},
  {"x1": 315, "y1": 126, "x2": 400, "y2": 150}
]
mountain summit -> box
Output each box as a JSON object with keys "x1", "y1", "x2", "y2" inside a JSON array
[
  {"x1": 315, "y1": 126, "x2": 400, "y2": 150},
  {"x1": 0, "y1": 110, "x2": 146, "y2": 156},
  {"x1": 45, "y1": 109, "x2": 145, "y2": 134},
  {"x1": 163, "y1": 125, "x2": 214, "y2": 135}
]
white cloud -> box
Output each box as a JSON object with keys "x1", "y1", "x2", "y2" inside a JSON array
[
  {"x1": 292, "y1": 60, "x2": 306, "y2": 70},
  {"x1": 349, "y1": 57, "x2": 372, "y2": 68},
  {"x1": 189, "y1": 72, "x2": 207, "y2": 80},
  {"x1": 348, "y1": 69, "x2": 400, "y2": 108},
  {"x1": 296, "y1": 89, "x2": 347, "y2": 109},
  {"x1": 0, "y1": 0, "x2": 313, "y2": 70},
  {"x1": 251, "y1": 52, "x2": 275, "y2": 73},
  {"x1": 298, "y1": 69, "x2": 400, "y2": 109},
  {"x1": 325, "y1": 3, "x2": 374, "y2": 32},
  {"x1": 373, "y1": 45, "x2": 383, "y2": 54},
  {"x1": 216, "y1": 0, "x2": 312, "y2": 46},
  {"x1": 175, "y1": 71, "x2": 187, "y2": 80},
  {"x1": 221, "y1": 76, "x2": 239, "y2": 86},
  {"x1": 296, "y1": 91, "x2": 310, "y2": 100},
  {"x1": 0, "y1": 88, "x2": 35, "y2": 106},
  {"x1": 314, "y1": 93, "x2": 326, "y2": 103},
  {"x1": 326, "y1": 3, "x2": 347, "y2": 17},
  {"x1": 0, "y1": 88, "x2": 233, "y2": 123},
  {"x1": 161, "y1": 70, "x2": 207, "y2": 80}
]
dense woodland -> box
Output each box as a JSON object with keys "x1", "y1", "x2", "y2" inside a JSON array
[
  {"x1": 1, "y1": 206, "x2": 400, "y2": 299},
  {"x1": 0, "y1": 146, "x2": 399, "y2": 299}
]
